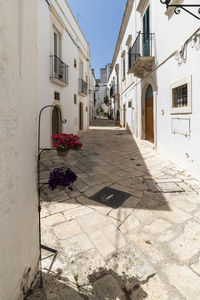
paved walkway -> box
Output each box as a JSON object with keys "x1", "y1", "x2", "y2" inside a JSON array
[{"x1": 29, "y1": 120, "x2": 200, "y2": 300}]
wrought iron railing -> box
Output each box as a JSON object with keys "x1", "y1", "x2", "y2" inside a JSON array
[
  {"x1": 50, "y1": 55, "x2": 69, "y2": 84},
  {"x1": 79, "y1": 79, "x2": 88, "y2": 95},
  {"x1": 128, "y1": 32, "x2": 154, "y2": 70}
]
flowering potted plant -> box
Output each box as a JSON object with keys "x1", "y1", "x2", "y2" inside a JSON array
[
  {"x1": 48, "y1": 166, "x2": 77, "y2": 191},
  {"x1": 52, "y1": 133, "x2": 83, "y2": 156}
]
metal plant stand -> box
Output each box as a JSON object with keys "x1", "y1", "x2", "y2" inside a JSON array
[{"x1": 37, "y1": 105, "x2": 67, "y2": 288}]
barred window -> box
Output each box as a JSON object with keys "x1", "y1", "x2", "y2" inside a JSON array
[
  {"x1": 172, "y1": 84, "x2": 187, "y2": 108},
  {"x1": 54, "y1": 92, "x2": 60, "y2": 100}
]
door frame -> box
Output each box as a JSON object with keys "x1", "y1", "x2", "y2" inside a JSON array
[
  {"x1": 145, "y1": 88, "x2": 154, "y2": 143},
  {"x1": 123, "y1": 104, "x2": 126, "y2": 128},
  {"x1": 141, "y1": 78, "x2": 157, "y2": 148},
  {"x1": 51, "y1": 103, "x2": 62, "y2": 138},
  {"x1": 79, "y1": 102, "x2": 83, "y2": 131}
]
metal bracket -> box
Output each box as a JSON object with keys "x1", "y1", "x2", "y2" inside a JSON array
[{"x1": 160, "y1": 1, "x2": 200, "y2": 20}]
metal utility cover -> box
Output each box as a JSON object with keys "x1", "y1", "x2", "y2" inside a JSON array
[{"x1": 90, "y1": 186, "x2": 131, "y2": 209}]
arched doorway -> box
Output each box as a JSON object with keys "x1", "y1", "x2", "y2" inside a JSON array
[
  {"x1": 79, "y1": 102, "x2": 83, "y2": 131},
  {"x1": 123, "y1": 104, "x2": 126, "y2": 128},
  {"x1": 145, "y1": 85, "x2": 154, "y2": 143},
  {"x1": 52, "y1": 106, "x2": 61, "y2": 136}
]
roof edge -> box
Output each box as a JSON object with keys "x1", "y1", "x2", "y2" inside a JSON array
[{"x1": 108, "y1": 0, "x2": 134, "y2": 81}]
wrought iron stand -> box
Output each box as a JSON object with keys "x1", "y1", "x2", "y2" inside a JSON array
[{"x1": 37, "y1": 105, "x2": 67, "y2": 288}]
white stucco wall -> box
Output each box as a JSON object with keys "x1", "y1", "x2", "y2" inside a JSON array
[
  {"x1": 89, "y1": 69, "x2": 96, "y2": 123},
  {"x1": 0, "y1": 1, "x2": 39, "y2": 299},
  {"x1": 37, "y1": 0, "x2": 90, "y2": 149},
  {"x1": 153, "y1": 0, "x2": 200, "y2": 178},
  {"x1": 109, "y1": 0, "x2": 200, "y2": 179}
]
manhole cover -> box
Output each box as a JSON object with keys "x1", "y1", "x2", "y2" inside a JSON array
[{"x1": 90, "y1": 187, "x2": 131, "y2": 209}]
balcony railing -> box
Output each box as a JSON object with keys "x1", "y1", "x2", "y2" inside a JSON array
[
  {"x1": 128, "y1": 32, "x2": 154, "y2": 73},
  {"x1": 50, "y1": 55, "x2": 69, "y2": 85},
  {"x1": 79, "y1": 79, "x2": 88, "y2": 96}
]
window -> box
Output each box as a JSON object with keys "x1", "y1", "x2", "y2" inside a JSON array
[
  {"x1": 128, "y1": 101, "x2": 132, "y2": 108},
  {"x1": 79, "y1": 60, "x2": 83, "y2": 79},
  {"x1": 172, "y1": 84, "x2": 187, "y2": 108},
  {"x1": 74, "y1": 94, "x2": 77, "y2": 104},
  {"x1": 54, "y1": 92, "x2": 60, "y2": 100},
  {"x1": 170, "y1": 75, "x2": 192, "y2": 114},
  {"x1": 74, "y1": 59, "x2": 77, "y2": 68},
  {"x1": 53, "y1": 27, "x2": 61, "y2": 58},
  {"x1": 123, "y1": 58, "x2": 126, "y2": 79}
]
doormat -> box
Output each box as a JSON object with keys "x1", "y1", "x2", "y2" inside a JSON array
[{"x1": 90, "y1": 186, "x2": 131, "y2": 209}]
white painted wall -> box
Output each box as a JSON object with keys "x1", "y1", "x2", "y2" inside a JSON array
[
  {"x1": 0, "y1": 1, "x2": 39, "y2": 299},
  {"x1": 153, "y1": 0, "x2": 200, "y2": 179},
  {"x1": 108, "y1": 0, "x2": 200, "y2": 179},
  {"x1": 37, "y1": 0, "x2": 90, "y2": 149},
  {"x1": 89, "y1": 69, "x2": 96, "y2": 123}
]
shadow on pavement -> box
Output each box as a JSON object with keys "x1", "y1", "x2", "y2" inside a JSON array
[
  {"x1": 26, "y1": 267, "x2": 149, "y2": 300},
  {"x1": 40, "y1": 119, "x2": 171, "y2": 212}
]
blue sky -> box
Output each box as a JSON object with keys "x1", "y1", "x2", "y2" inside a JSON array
[{"x1": 67, "y1": 0, "x2": 126, "y2": 79}]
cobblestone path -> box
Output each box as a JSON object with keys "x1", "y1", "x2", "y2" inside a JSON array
[{"x1": 29, "y1": 120, "x2": 200, "y2": 300}]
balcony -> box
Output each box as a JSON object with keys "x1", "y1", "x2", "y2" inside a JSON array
[
  {"x1": 110, "y1": 84, "x2": 119, "y2": 99},
  {"x1": 128, "y1": 32, "x2": 155, "y2": 78},
  {"x1": 50, "y1": 55, "x2": 69, "y2": 87},
  {"x1": 79, "y1": 79, "x2": 88, "y2": 96}
]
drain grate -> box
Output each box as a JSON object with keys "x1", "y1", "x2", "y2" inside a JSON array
[
  {"x1": 156, "y1": 182, "x2": 185, "y2": 193},
  {"x1": 90, "y1": 186, "x2": 131, "y2": 209}
]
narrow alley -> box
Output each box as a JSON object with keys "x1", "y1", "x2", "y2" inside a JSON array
[{"x1": 29, "y1": 120, "x2": 200, "y2": 300}]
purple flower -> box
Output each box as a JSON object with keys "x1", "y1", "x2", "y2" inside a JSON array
[{"x1": 48, "y1": 166, "x2": 77, "y2": 190}]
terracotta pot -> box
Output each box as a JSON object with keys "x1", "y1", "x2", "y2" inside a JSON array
[
  {"x1": 57, "y1": 185, "x2": 65, "y2": 191},
  {"x1": 56, "y1": 148, "x2": 69, "y2": 157},
  {"x1": 115, "y1": 120, "x2": 120, "y2": 126}
]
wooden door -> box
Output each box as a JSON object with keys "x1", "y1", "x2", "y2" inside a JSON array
[
  {"x1": 123, "y1": 104, "x2": 126, "y2": 128},
  {"x1": 145, "y1": 85, "x2": 154, "y2": 143},
  {"x1": 52, "y1": 106, "x2": 61, "y2": 136}
]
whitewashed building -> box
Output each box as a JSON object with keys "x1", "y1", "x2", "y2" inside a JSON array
[
  {"x1": 38, "y1": 0, "x2": 90, "y2": 149},
  {"x1": 0, "y1": 1, "x2": 39, "y2": 299},
  {"x1": 0, "y1": 0, "x2": 91, "y2": 299},
  {"x1": 108, "y1": 0, "x2": 200, "y2": 179},
  {"x1": 95, "y1": 64, "x2": 111, "y2": 113},
  {"x1": 89, "y1": 69, "x2": 96, "y2": 123}
]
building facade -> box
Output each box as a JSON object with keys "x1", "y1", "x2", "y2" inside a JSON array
[
  {"x1": 108, "y1": 0, "x2": 200, "y2": 179},
  {"x1": 0, "y1": 0, "x2": 92, "y2": 299},
  {"x1": 95, "y1": 64, "x2": 111, "y2": 113},
  {"x1": 0, "y1": 0, "x2": 39, "y2": 299},
  {"x1": 89, "y1": 69, "x2": 96, "y2": 123},
  {"x1": 38, "y1": 0, "x2": 90, "y2": 149}
]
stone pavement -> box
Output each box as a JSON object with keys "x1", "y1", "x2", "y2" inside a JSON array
[{"x1": 28, "y1": 120, "x2": 200, "y2": 300}]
